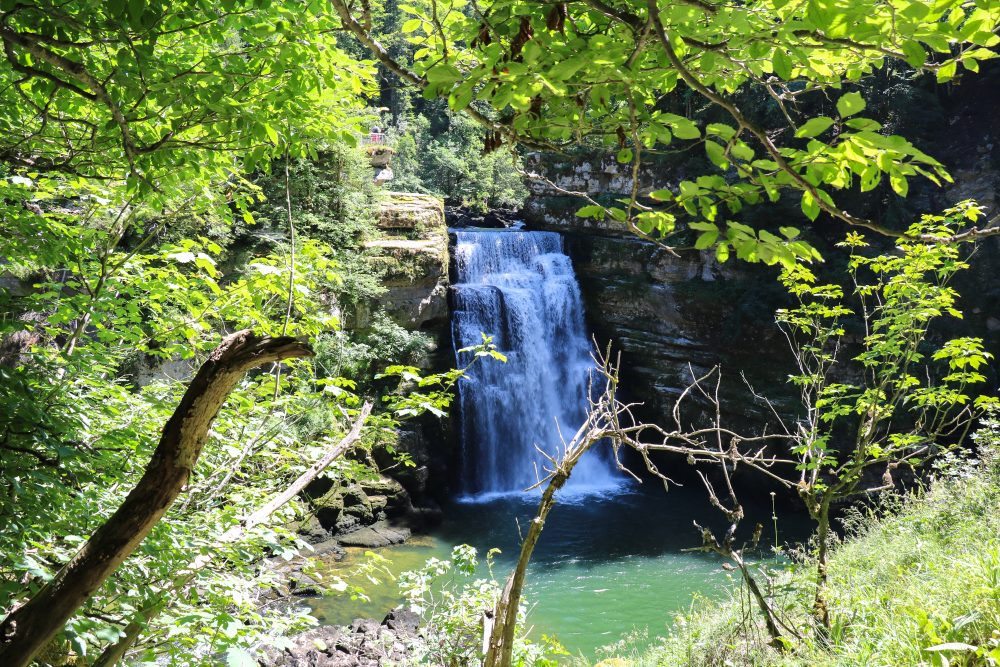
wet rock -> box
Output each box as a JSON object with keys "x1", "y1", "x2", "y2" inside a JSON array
[
  {"x1": 337, "y1": 521, "x2": 411, "y2": 548},
  {"x1": 367, "y1": 495, "x2": 388, "y2": 513},
  {"x1": 333, "y1": 514, "x2": 361, "y2": 535},
  {"x1": 258, "y1": 607, "x2": 421, "y2": 667},
  {"x1": 445, "y1": 206, "x2": 521, "y2": 229},
  {"x1": 358, "y1": 476, "x2": 405, "y2": 497},
  {"x1": 285, "y1": 571, "x2": 323, "y2": 597},
  {"x1": 310, "y1": 539, "x2": 346, "y2": 560},
  {"x1": 296, "y1": 516, "x2": 331, "y2": 543},
  {"x1": 349, "y1": 619, "x2": 381, "y2": 635},
  {"x1": 381, "y1": 608, "x2": 420, "y2": 635},
  {"x1": 304, "y1": 476, "x2": 335, "y2": 500},
  {"x1": 341, "y1": 486, "x2": 375, "y2": 525},
  {"x1": 310, "y1": 489, "x2": 345, "y2": 533}
]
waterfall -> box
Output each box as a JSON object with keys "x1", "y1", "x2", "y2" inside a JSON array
[{"x1": 451, "y1": 229, "x2": 620, "y2": 497}]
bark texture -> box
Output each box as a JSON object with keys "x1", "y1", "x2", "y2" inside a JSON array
[
  {"x1": 0, "y1": 330, "x2": 312, "y2": 667},
  {"x1": 91, "y1": 401, "x2": 372, "y2": 667}
]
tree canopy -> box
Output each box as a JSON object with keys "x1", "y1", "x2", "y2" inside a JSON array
[
  {"x1": 0, "y1": 0, "x2": 373, "y2": 212},
  {"x1": 335, "y1": 0, "x2": 1000, "y2": 262}
]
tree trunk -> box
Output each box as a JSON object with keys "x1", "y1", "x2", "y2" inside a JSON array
[
  {"x1": 91, "y1": 401, "x2": 372, "y2": 667},
  {"x1": 0, "y1": 330, "x2": 312, "y2": 667},
  {"x1": 484, "y1": 471, "x2": 568, "y2": 667},
  {"x1": 812, "y1": 500, "x2": 832, "y2": 637}
]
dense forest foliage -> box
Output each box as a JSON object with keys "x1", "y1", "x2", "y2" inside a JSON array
[{"x1": 1, "y1": 0, "x2": 999, "y2": 665}]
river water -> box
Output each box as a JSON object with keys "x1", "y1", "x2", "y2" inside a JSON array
[{"x1": 307, "y1": 480, "x2": 803, "y2": 657}]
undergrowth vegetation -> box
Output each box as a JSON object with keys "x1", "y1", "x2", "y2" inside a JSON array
[{"x1": 607, "y1": 415, "x2": 1000, "y2": 667}]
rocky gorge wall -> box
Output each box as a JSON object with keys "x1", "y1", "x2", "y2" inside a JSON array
[
  {"x1": 341, "y1": 71, "x2": 1000, "y2": 518},
  {"x1": 297, "y1": 192, "x2": 455, "y2": 550},
  {"x1": 521, "y1": 70, "x2": 1000, "y2": 442},
  {"x1": 523, "y1": 158, "x2": 801, "y2": 430}
]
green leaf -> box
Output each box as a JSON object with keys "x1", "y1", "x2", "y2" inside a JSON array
[
  {"x1": 126, "y1": 0, "x2": 145, "y2": 23},
  {"x1": 694, "y1": 230, "x2": 719, "y2": 249},
  {"x1": 730, "y1": 142, "x2": 754, "y2": 161},
  {"x1": 263, "y1": 124, "x2": 279, "y2": 145},
  {"x1": 449, "y1": 85, "x2": 474, "y2": 111},
  {"x1": 705, "y1": 140, "x2": 729, "y2": 168},
  {"x1": 107, "y1": 0, "x2": 126, "y2": 18},
  {"x1": 425, "y1": 65, "x2": 463, "y2": 85},
  {"x1": 901, "y1": 40, "x2": 927, "y2": 68},
  {"x1": 936, "y1": 60, "x2": 958, "y2": 82},
  {"x1": 664, "y1": 115, "x2": 700, "y2": 140},
  {"x1": 575, "y1": 204, "x2": 605, "y2": 219},
  {"x1": 889, "y1": 172, "x2": 909, "y2": 196},
  {"x1": 845, "y1": 117, "x2": 882, "y2": 131},
  {"x1": 773, "y1": 48, "x2": 793, "y2": 79},
  {"x1": 925, "y1": 643, "x2": 977, "y2": 652},
  {"x1": 225, "y1": 648, "x2": 258, "y2": 667},
  {"x1": 801, "y1": 191, "x2": 820, "y2": 221},
  {"x1": 549, "y1": 58, "x2": 586, "y2": 80},
  {"x1": 836, "y1": 92, "x2": 866, "y2": 118},
  {"x1": 796, "y1": 117, "x2": 835, "y2": 138},
  {"x1": 706, "y1": 123, "x2": 736, "y2": 141}
]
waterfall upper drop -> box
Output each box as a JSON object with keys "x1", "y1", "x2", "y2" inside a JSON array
[{"x1": 451, "y1": 229, "x2": 620, "y2": 497}]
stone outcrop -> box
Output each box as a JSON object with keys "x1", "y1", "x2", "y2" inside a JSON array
[
  {"x1": 299, "y1": 474, "x2": 429, "y2": 548},
  {"x1": 363, "y1": 192, "x2": 453, "y2": 512},
  {"x1": 364, "y1": 192, "x2": 450, "y2": 353},
  {"x1": 294, "y1": 193, "x2": 453, "y2": 550},
  {"x1": 258, "y1": 609, "x2": 422, "y2": 667}
]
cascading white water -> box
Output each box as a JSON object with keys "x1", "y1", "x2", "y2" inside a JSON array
[{"x1": 451, "y1": 229, "x2": 620, "y2": 497}]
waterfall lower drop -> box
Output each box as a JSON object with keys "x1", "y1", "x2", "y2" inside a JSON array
[{"x1": 451, "y1": 229, "x2": 621, "y2": 498}]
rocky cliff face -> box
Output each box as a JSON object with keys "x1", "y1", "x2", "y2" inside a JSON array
[
  {"x1": 524, "y1": 159, "x2": 797, "y2": 429},
  {"x1": 366, "y1": 192, "x2": 454, "y2": 505},
  {"x1": 365, "y1": 192, "x2": 451, "y2": 354},
  {"x1": 521, "y1": 71, "x2": 1000, "y2": 436},
  {"x1": 301, "y1": 192, "x2": 453, "y2": 548}
]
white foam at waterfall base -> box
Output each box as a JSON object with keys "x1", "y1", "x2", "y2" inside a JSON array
[{"x1": 451, "y1": 229, "x2": 623, "y2": 500}]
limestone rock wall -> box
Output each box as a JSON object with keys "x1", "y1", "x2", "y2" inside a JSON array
[
  {"x1": 304, "y1": 192, "x2": 453, "y2": 547},
  {"x1": 365, "y1": 192, "x2": 451, "y2": 364},
  {"x1": 521, "y1": 70, "x2": 1000, "y2": 434},
  {"x1": 366, "y1": 192, "x2": 453, "y2": 507},
  {"x1": 525, "y1": 190, "x2": 794, "y2": 428}
]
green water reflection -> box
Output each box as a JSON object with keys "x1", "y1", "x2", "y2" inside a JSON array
[{"x1": 306, "y1": 481, "x2": 806, "y2": 657}]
